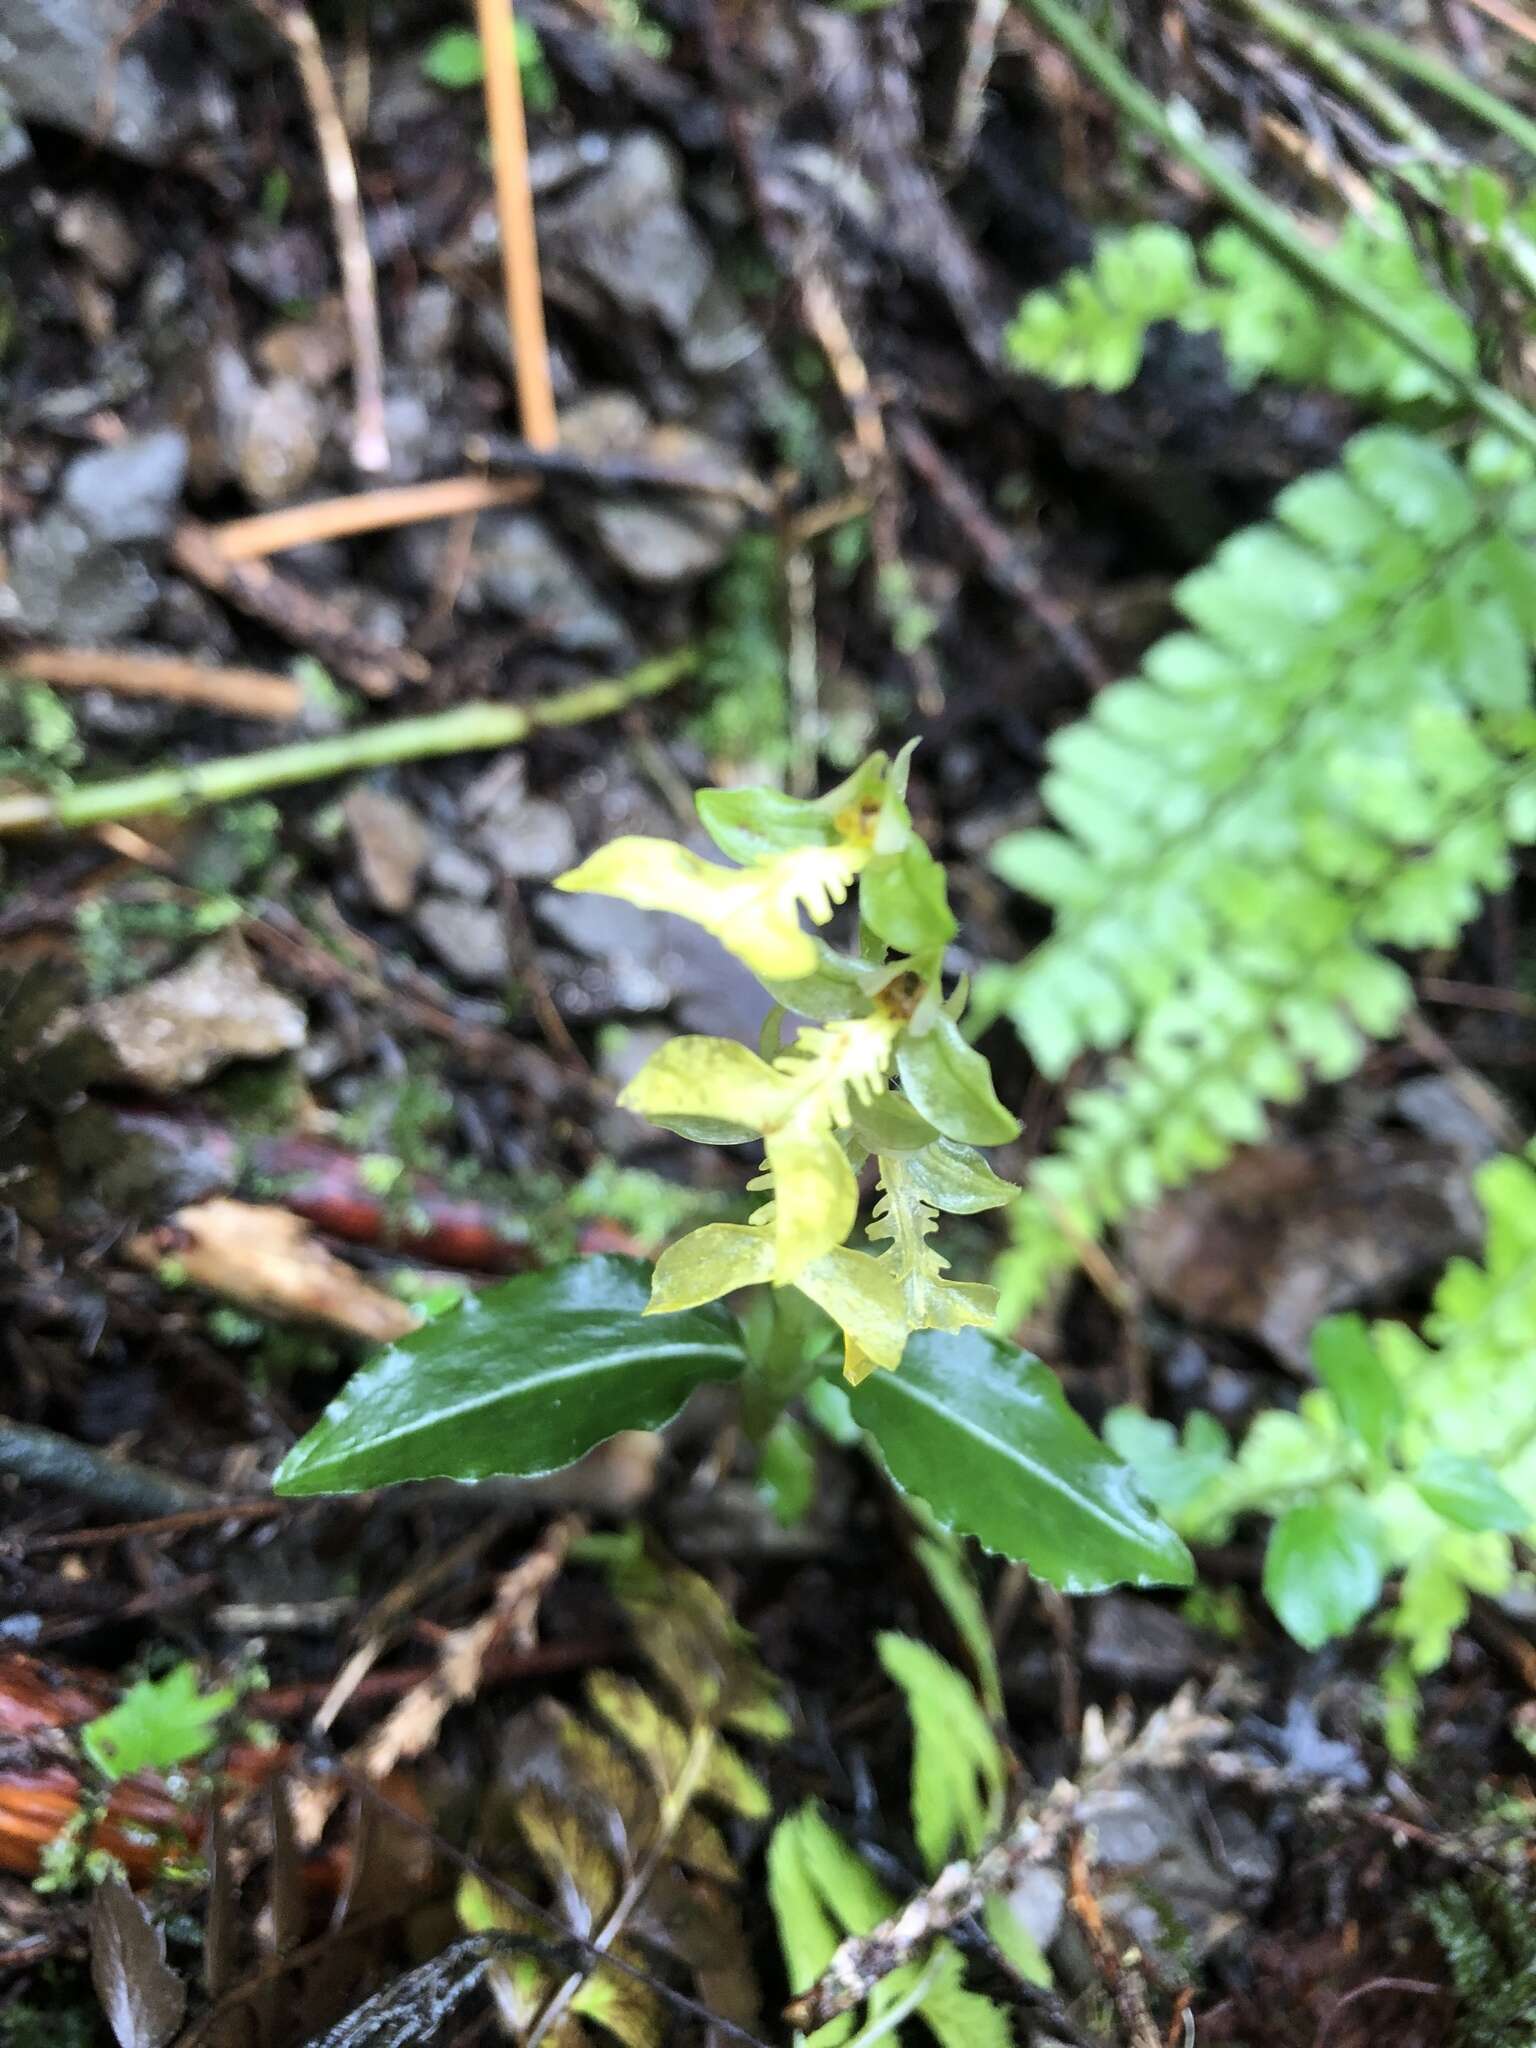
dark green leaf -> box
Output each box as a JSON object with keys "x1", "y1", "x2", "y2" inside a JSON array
[
  {"x1": 1263, "y1": 1498, "x2": 1383, "y2": 1649},
  {"x1": 848, "y1": 1328, "x2": 1194, "y2": 1591},
  {"x1": 896, "y1": 1015, "x2": 1020, "y2": 1146},
  {"x1": 274, "y1": 1256, "x2": 748, "y2": 1495},
  {"x1": 862, "y1": 840, "x2": 957, "y2": 955},
  {"x1": 1311, "y1": 1314, "x2": 1402, "y2": 1460},
  {"x1": 1413, "y1": 1450, "x2": 1530, "y2": 1533}
]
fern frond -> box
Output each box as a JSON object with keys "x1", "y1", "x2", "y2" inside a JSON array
[
  {"x1": 458, "y1": 1539, "x2": 784, "y2": 2045},
  {"x1": 985, "y1": 429, "x2": 1536, "y2": 1312},
  {"x1": 1006, "y1": 208, "x2": 1477, "y2": 404}
]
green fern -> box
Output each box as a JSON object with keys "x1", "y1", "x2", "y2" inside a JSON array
[
  {"x1": 1108, "y1": 1146, "x2": 1536, "y2": 1732},
  {"x1": 456, "y1": 1534, "x2": 787, "y2": 2044},
  {"x1": 980, "y1": 427, "x2": 1536, "y2": 1315},
  {"x1": 1424, "y1": 1878, "x2": 1536, "y2": 2047},
  {"x1": 1005, "y1": 208, "x2": 1478, "y2": 404},
  {"x1": 768, "y1": 1570, "x2": 1048, "y2": 2044}
]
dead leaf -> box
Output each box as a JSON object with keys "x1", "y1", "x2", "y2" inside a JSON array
[
  {"x1": 1124, "y1": 1127, "x2": 1484, "y2": 1373},
  {"x1": 90, "y1": 1877, "x2": 187, "y2": 2048},
  {"x1": 80, "y1": 932, "x2": 306, "y2": 1092},
  {"x1": 126, "y1": 1198, "x2": 419, "y2": 1341}
]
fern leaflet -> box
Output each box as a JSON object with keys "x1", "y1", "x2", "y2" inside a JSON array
[{"x1": 982, "y1": 428, "x2": 1536, "y2": 1313}]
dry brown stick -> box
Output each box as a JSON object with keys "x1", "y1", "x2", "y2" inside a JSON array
[
  {"x1": 784, "y1": 1783, "x2": 1081, "y2": 2033},
  {"x1": 206, "y1": 474, "x2": 541, "y2": 562},
  {"x1": 169, "y1": 521, "x2": 428, "y2": 697},
  {"x1": 476, "y1": 0, "x2": 559, "y2": 448},
  {"x1": 1067, "y1": 1834, "x2": 1162, "y2": 2048},
  {"x1": 6, "y1": 645, "x2": 303, "y2": 721},
  {"x1": 470, "y1": 432, "x2": 774, "y2": 509},
  {"x1": 251, "y1": 0, "x2": 390, "y2": 473}
]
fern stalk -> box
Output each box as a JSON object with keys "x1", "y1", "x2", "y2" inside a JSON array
[
  {"x1": 1335, "y1": 19, "x2": 1536, "y2": 166},
  {"x1": 1011, "y1": 0, "x2": 1536, "y2": 454}
]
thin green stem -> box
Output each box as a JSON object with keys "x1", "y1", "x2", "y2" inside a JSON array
[
  {"x1": 1228, "y1": 0, "x2": 1536, "y2": 297},
  {"x1": 1228, "y1": 0, "x2": 1446, "y2": 157},
  {"x1": 0, "y1": 651, "x2": 694, "y2": 834},
  {"x1": 1335, "y1": 19, "x2": 1536, "y2": 166},
  {"x1": 1012, "y1": 0, "x2": 1536, "y2": 456}
]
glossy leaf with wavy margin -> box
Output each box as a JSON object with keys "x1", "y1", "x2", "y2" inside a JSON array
[
  {"x1": 850, "y1": 1328, "x2": 1194, "y2": 1591},
  {"x1": 273, "y1": 1257, "x2": 748, "y2": 1495}
]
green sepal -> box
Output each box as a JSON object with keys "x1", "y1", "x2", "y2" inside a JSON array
[{"x1": 896, "y1": 1014, "x2": 1020, "y2": 1145}]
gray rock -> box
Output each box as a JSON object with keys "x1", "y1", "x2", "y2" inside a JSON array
[
  {"x1": 399, "y1": 284, "x2": 460, "y2": 368},
  {"x1": 54, "y1": 193, "x2": 137, "y2": 284},
  {"x1": 587, "y1": 496, "x2": 742, "y2": 586},
  {"x1": 475, "y1": 796, "x2": 577, "y2": 883},
  {"x1": 537, "y1": 883, "x2": 772, "y2": 1041},
  {"x1": 61, "y1": 430, "x2": 188, "y2": 544},
  {"x1": 472, "y1": 512, "x2": 627, "y2": 656},
  {"x1": 2, "y1": 511, "x2": 158, "y2": 637},
  {"x1": 1085, "y1": 1595, "x2": 1205, "y2": 1690},
  {"x1": 426, "y1": 841, "x2": 494, "y2": 902},
  {"x1": 413, "y1": 897, "x2": 510, "y2": 987},
  {"x1": 545, "y1": 132, "x2": 715, "y2": 335},
  {"x1": 0, "y1": 0, "x2": 197, "y2": 161},
  {"x1": 234, "y1": 378, "x2": 327, "y2": 506},
  {"x1": 1079, "y1": 1775, "x2": 1278, "y2": 1965},
  {"x1": 81, "y1": 933, "x2": 307, "y2": 1092},
  {"x1": 0, "y1": 82, "x2": 30, "y2": 171},
  {"x1": 556, "y1": 394, "x2": 746, "y2": 585}
]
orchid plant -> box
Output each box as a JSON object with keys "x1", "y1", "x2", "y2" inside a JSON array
[{"x1": 276, "y1": 749, "x2": 1190, "y2": 1595}]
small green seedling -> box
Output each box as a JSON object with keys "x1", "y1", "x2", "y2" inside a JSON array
[{"x1": 81, "y1": 1663, "x2": 239, "y2": 1783}]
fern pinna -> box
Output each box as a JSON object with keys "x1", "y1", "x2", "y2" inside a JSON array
[{"x1": 979, "y1": 428, "x2": 1536, "y2": 1314}]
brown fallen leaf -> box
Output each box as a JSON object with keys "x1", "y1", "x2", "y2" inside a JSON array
[
  {"x1": 79, "y1": 932, "x2": 307, "y2": 1092},
  {"x1": 127, "y1": 1198, "x2": 419, "y2": 1342}
]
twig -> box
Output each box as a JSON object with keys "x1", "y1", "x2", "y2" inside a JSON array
[
  {"x1": 0, "y1": 1419, "x2": 214, "y2": 1519},
  {"x1": 1013, "y1": 0, "x2": 1536, "y2": 456},
  {"x1": 469, "y1": 432, "x2": 773, "y2": 509},
  {"x1": 18, "y1": 1498, "x2": 290, "y2": 1553},
  {"x1": 5, "y1": 645, "x2": 302, "y2": 721},
  {"x1": 0, "y1": 648, "x2": 694, "y2": 834},
  {"x1": 169, "y1": 521, "x2": 428, "y2": 697},
  {"x1": 784, "y1": 1783, "x2": 1080, "y2": 2031},
  {"x1": 1314, "y1": 1978, "x2": 1444, "y2": 2048},
  {"x1": 1067, "y1": 1834, "x2": 1161, "y2": 2048},
  {"x1": 893, "y1": 415, "x2": 1109, "y2": 690},
  {"x1": 946, "y1": 0, "x2": 1009, "y2": 171},
  {"x1": 205, "y1": 475, "x2": 541, "y2": 562},
  {"x1": 250, "y1": 0, "x2": 390, "y2": 473},
  {"x1": 253, "y1": 1634, "x2": 623, "y2": 1719},
  {"x1": 1459, "y1": 0, "x2": 1536, "y2": 50},
  {"x1": 475, "y1": 0, "x2": 559, "y2": 448}
]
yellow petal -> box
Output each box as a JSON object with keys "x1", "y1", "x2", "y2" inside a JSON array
[
  {"x1": 765, "y1": 1110, "x2": 860, "y2": 1284},
  {"x1": 619, "y1": 1036, "x2": 793, "y2": 1143},
  {"x1": 794, "y1": 1245, "x2": 910, "y2": 1372},
  {"x1": 555, "y1": 837, "x2": 865, "y2": 980},
  {"x1": 647, "y1": 1224, "x2": 775, "y2": 1313}
]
